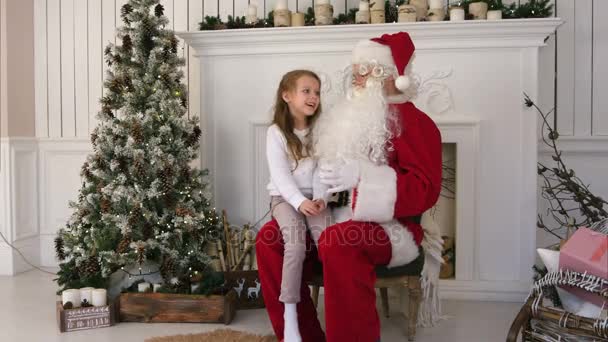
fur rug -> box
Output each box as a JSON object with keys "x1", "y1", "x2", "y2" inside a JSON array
[{"x1": 144, "y1": 329, "x2": 277, "y2": 342}]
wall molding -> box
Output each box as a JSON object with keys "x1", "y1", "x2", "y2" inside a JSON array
[
  {"x1": 0, "y1": 137, "x2": 39, "y2": 275},
  {"x1": 539, "y1": 136, "x2": 608, "y2": 154}
]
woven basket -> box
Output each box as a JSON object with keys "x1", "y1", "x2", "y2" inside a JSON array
[{"x1": 507, "y1": 271, "x2": 608, "y2": 341}]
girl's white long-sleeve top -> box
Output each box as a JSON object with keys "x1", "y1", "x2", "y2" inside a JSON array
[{"x1": 266, "y1": 124, "x2": 315, "y2": 211}]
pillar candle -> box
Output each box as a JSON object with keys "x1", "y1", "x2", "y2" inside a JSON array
[
  {"x1": 62, "y1": 289, "x2": 81, "y2": 308},
  {"x1": 138, "y1": 282, "x2": 151, "y2": 293},
  {"x1": 274, "y1": 9, "x2": 291, "y2": 26},
  {"x1": 79, "y1": 287, "x2": 94, "y2": 305},
  {"x1": 428, "y1": 7, "x2": 446, "y2": 21},
  {"x1": 449, "y1": 7, "x2": 465, "y2": 21},
  {"x1": 275, "y1": 0, "x2": 288, "y2": 10},
  {"x1": 468, "y1": 1, "x2": 488, "y2": 19},
  {"x1": 429, "y1": 0, "x2": 444, "y2": 9},
  {"x1": 317, "y1": 0, "x2": 330, "y2": 4},
  {"x1": 291, "y1": 12, "x2": 305, "y2": 26},
  {"x1": 410, "y1": 0, "x2": 429, "y2": 20},
  {"x1": 398, "y1": 5, "x2": 417, "y2": 22},
  {"x1": 371, "y1": 0, "x2": 385, "y2": 10},
  {"x1": 359, "y1": 0, "x2": 369, "y2": 11},
  {"x1": 91, "y1": 288, "x2": 107, "y2": 307},
  {"x1": 487, "y1": 10, "x2": 502, "y2": 20}
]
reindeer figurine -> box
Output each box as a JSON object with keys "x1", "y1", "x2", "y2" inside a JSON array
[
  {"x1": 247, "y1": 279, "x2": 261, "y2": 299},
  {"x1": 233, "y1": 278, "x2": 245, "y2": 298}
]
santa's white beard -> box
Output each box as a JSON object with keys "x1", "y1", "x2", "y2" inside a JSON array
[{"x1": 313, "y1": 81, "x2": 395, "y2": 166}]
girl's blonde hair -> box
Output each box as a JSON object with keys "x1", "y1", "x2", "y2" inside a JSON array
[{"x1": 272, "y1": 70, "x2": 322, "y2": 167}]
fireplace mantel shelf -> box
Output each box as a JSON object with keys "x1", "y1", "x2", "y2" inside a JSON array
[{"x1": 179, "y1": 18, "x2": 562, "y2": 56}]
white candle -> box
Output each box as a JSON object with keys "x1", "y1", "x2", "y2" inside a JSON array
[
  {"x1": 138, "y1": 282, "x2": 151, "y2": 293},
  {"x1": 449, "y1": 7, "x2": 465, "y2": 21},
  {"x1": 79, "y1": 287, "x2": 94, "y2": 305},
  {"x1": 429, "y1": 0, "x2": 443, "y2": 9},
  {"x1": 317, "y1": 0, "x2": 330, "y2": 4},
  {"x1": 359, "y1": 1, "x2": 369, "y2": 11},
  {"x1": 247, "y1": 4, "x2": 257, "y2": 16},
  {"x1": 487, "y1": 9, "x2": 502, "y2": 20},
  {"x1": 91, "y1": 289, "x2": 107, "y2": 307},
  {"x1": 153, "y1": 283, "x2": 162, "y2": 292},
  {"x1": 62, "y1": 289, "x2": 81, "y2": 308},
  {"x1": 275, "y1": 0, "x2": 288, "y2": 10},
  {"x1": 371, "y1": 0, "x2": 385, "y2": 10}
]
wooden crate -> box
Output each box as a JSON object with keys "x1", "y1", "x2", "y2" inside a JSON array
[
  {"x1": 56, "y1": 301, "x2": 118, "y2": 333},
  {"x1": 119, "y1": 289, "x2": 237, "y2": 324},
  {"x1": 223, "y1": 270, "x2": 265, "y2": 309}
]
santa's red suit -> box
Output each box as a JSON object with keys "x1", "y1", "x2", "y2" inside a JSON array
[{"x1": 256, "y1": 32, "x2": 443, "y2": 342}]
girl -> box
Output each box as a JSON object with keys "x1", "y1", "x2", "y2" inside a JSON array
[{"x1": 265, "y1": 70, "x2": 331, "y2": 342}]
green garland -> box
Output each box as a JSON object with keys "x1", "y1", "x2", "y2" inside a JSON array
[{"x1": 198, "y1": 0, "x2": 554, "y2": 31}]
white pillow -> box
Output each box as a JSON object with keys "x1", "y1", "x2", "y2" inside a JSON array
[{"x1": 536, "y1": 248, "x2": 603, "y2": 319}]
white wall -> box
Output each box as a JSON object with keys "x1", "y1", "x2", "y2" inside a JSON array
[{"x1": 25, "y1": 0, "x2": 608, "y2": 269}]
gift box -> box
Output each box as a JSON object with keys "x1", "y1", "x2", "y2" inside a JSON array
[{"x1": 559, "y1": 227, "x2": 608, "y2": 307}]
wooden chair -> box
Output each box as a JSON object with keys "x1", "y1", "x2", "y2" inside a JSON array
[{"x1": 307, "y1": 248, "x2": 425, "y2": 341}]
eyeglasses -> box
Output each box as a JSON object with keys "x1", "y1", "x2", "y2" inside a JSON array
[{"x1": 355, "y1": 60, "x2": 397, "y2": 79}]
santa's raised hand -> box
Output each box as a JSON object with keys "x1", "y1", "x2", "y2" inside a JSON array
[{"x1": 319, "y1": 159, "x2": 361, "y2": 194}]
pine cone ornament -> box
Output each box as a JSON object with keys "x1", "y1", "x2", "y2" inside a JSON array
[
  {"x1": 90, "y1": 130, "x2": 99, "y2": 148},
  {"x1": 82, "y1": 256, "x2": 100, "y2": 276},
  {"x1": 54, "y1": 236, "x2": 66, "y2": 261},
  {"x1": 102, "y1": 104, "x2": 114, "y2": 119},
  {"x1": 81, "y1": 162, "x2": 93, "y2": 180},
  {"x1": 170, "y1": 36, "x2": 178, "y2": 54},
  {"x1": 121, "y1": 3, "x2": 133, "y2": 24},
  {"x1": 187, "y1": 126, "x2": 202, "y2": 147},
  {"x1": 128, "y1": 206, "x2": 142, "y2": 227},
  {"x1": 117, "y1": 235, "x2": 132, "y2": 254},
  {"x1": 142, "y1": 223, "x2": 154, "y2": 241},
  {"x1": 137, "y1": 245, "x2": 146, "y2": 264},
  {"x1": 176, "y1": 206, "x2": 194, "y2": 217},
  {"x1": 130, "y1": 120, "x2": 144, "y2": 144},
  {"x1": 134, "y1": 159, "x2": 146, "y2": 178},
  {"x1": 100, "y1": 196, "x2": 111, "y2": 213},
  {"x1": 154, "y1": 4, "x2": 164, "y2": 18},
  {"x1": 160, "y1": 256, "x2": 176, "y2": 281},
  {"x1": 160, "y1": 165, "x2": 173, "y2": 194}
]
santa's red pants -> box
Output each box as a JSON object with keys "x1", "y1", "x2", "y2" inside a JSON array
[{"x1": 256, "y1": 219, "x2": 392, "y2": 342}]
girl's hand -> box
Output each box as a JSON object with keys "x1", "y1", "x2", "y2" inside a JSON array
[
  {"x1": 299, "y1": 200, "x2": 320, "y2": 216},
  {"x1": 313, "y1": 199, "x2": 326, "y2": 211}
]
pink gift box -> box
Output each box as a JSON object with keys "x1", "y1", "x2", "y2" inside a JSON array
[{"x1": 559, "y1": 227, "x2": 608, "y2": 307}]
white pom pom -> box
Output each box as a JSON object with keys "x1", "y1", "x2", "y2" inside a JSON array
[{"x1": 395, "y1": 75, "x2": 410, "y2": 91}]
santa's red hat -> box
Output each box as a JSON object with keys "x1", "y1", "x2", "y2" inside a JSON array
[{"x1": 351, "y1": 32, "x2": 415, "y2": 92}]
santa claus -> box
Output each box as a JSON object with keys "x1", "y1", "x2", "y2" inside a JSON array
[{"x1": 256, "y1": 32, "x2": 443, "y2": 342}]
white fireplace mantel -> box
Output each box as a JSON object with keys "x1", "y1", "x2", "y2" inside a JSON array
[{"x1": 178, "y1": 19, "x2": 562, "y2": 301}]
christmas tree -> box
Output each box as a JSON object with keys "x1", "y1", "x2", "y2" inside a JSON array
[{"x1": 54, "y1": 0, "x2": 221, "y2": 294}]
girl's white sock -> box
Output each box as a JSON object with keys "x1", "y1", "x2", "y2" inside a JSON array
[{"x1": 283, "y1": 303, "x2": 302, "y2": 342}]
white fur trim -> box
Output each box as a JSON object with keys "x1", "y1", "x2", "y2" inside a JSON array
[
  {"x1": 352, "y1": 40, "x2": 395, "y2": 68},
  {"x1": 395, "y1": 75, "x2": 410, "y2": 91},
  {"x1": 352, "y1": 161, "x2": 397, "y2": 223},
  {"x1": 380, "y1": 220, "x2": 420, "y2": 268}
]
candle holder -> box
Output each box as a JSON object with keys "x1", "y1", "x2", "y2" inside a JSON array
[
  {"x1": 398, "y1": 4, "x2": 417, "y2": 22},
  {"x1": 314, "y1": 4, "x2": 333, "y2": 25},
  {"x1": 274, "y1": 9, "x2": 292, "y2": 27},
  {"x1": 468, "y1": 1, "x2": 488, "y2": 20}
]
